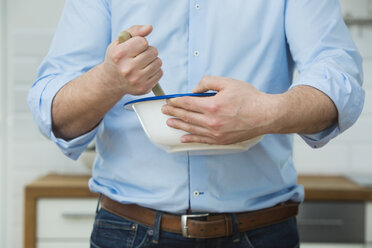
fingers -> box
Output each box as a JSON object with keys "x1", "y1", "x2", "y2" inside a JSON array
[
  {"x1": 162, "y1": 100, "x2": 231, "y2": 143},
  {"x1": 166, "y1": 118, "x2": 212, "y2": 138},
  {"x1": 149, "y1": 69, "x2": 163, "y2": 84},
  {"x1": 163, "y1": 104, "x2": 228, "y2": 143},
  {"x1": 113, "y1": 25, "x2": 152, "y2": 59},
  {"x1": 169, "y1": 120, "x2": 237, "y2": 145},
  {"x1": 165, "y1": 117, "x2": 226, "y2": 145},
  {"x1": 126, "y1": 25, "x2": 153, "y2": 37},
  {"x1": 145, "y1": 69, "x2": 163, "y2": 92},
  {"x1": 142, "y1": 57, "x2": 162, "y2": 78},
  {"x1": 116, "y1": 36, "x2": 149, "y2": 58},
  {"x1": 104, "y1": 25, "x2": 163, "y2": 95},
  {"x1": 114, "y1": 25, "x2": 153, "y2": 59},
  {"x1": 134, "y1": 46, "x2": 159, "y2": 69},
  {"x1": 113, "y1": 25, "x2": 157, "y2": 65},
  {"x1": 166, "y1": 95, "x2": 218, "y2": 114},
  {"x1": 192, "y1": 75, "x2": 226, "y2": 93},
  {"x1": 180, "y1": 134, "x2": 217, "y2": 144},
  {"x1": 162, "y1": 104, "x2": 209, "y2": 127}
]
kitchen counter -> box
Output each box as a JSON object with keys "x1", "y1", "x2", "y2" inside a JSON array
[
  {"x1": 25, "y1": 174, "x2": 97, "y2": 198},
  {"x1": 24, "y1": 173, "x2": 372, "y2": 248},
  {"x1": 299, "y1": 174, "x2": 372, "y2": 201},
  {"x1": 25, "y1": 173, "x2": 372, "y2": 201}
]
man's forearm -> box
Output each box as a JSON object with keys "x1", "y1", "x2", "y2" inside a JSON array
[
  {"x1": 272, "y1": 85, "x2": 338, "y2": 135},
  {"x1": 52, "y1": 63, "x2": 124, "y2": 140},
  {"x1": 162, "y1": 76, "x2": 338, "y2": 145}
]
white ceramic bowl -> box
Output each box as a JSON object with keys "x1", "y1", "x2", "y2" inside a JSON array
[{"x1": 124, "y1": 93, "x2": 263, "y2": 155}]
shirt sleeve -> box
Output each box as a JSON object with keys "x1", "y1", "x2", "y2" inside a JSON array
[
  {"x1": 285, "y1": 0, "x2": 365, "y2": 148},
  {"x1": 27, "y1": 0, "x2": 111, "y2": 160}
]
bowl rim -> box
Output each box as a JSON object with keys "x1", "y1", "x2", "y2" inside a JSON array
[{"x1": 123, "y1": 92, "x2": 216, "y2": 110}]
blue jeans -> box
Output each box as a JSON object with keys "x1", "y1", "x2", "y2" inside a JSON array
[{"x1": 90, "y1": 208, "x2": 299, "y2": 248}]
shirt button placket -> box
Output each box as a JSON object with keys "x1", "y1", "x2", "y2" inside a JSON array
[
  {"x1": 188, "y1": 0, "x2": 208, "y2": 211},
  {"x1": 193, "y1": 3, "x2": 200, "y2": 58},
  {"x1": 193, "y1": 3, "x2": 200, "y2": 59},
  {"x1": 188, "y1": 1, "x2": 205, "y2": 92}
]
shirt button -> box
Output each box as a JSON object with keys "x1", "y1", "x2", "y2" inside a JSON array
[
  {"x1": 193, "y1": 50, "x2": 200, "y2": 57},
  {"x1": 195, "y1": 3, "x2": 201, "y2": 10},
  {"x1": 193, "y1": 190, "x2": 200, "y2": 197}
]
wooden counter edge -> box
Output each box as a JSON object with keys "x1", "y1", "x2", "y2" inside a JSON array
[
  {"x1": 302, "y1": 188, "x2": 372, "y2": 201},
  {"x1": 298, "y1": 174, "x2": 372, "y2": 201}
]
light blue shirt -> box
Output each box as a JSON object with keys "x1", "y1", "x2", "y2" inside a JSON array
[{"x1": 27, "y1": 0, "x2": 364, "y2": 213}]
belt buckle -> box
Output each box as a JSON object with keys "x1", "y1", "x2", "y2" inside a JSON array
[{"x1": 181, "y1": 213, "x2": 209, "y2": 238}]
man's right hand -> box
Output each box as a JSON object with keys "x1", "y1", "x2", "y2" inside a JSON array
[
  {"x1": 101, "y1": 25, "x2": 163, "y2": 96},
  {"x1": 52, "y1": 25, "x2": 163, "y2": 140}
]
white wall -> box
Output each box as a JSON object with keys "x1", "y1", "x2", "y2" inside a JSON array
[
  {"x1": 0, "y1": 0, "x2": 6, "y2": 247},
  {"x1": 0, "y1": 1, "x2": 371, "y2": 248},
  {"x1": 3, "y1": 1, "x2": 90, "y2": 248},
  {"x1": 294, "y1": 0, "x2": 372, "y2": 175}
]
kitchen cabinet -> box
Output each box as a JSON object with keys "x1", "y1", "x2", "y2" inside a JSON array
[
  {"x1": 24, "y1": 174, "x2": 98, "y2": 248},
  {"x1": 37, "y1": 198, "x2": 97, "y2": 246},
  {"x1": 298, "y1": 176, "x2": 372, "y2": 247},
  {"x1": 298, "y1": 201, "x2": 365, "y2": 243},
  {"x1": 24, "y1": 174, "x2": 372, "y2": 248},
  {"x1": 367, "y1": 203, "x2": 372, "y2": 243}
]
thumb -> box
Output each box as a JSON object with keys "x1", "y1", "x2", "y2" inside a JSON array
[
  {"x1": 192, "y1": 76, "x2": 226, "y2": 93},
  {"x1": 126, "y1": 25, "x2": 153, "y2": 37}
]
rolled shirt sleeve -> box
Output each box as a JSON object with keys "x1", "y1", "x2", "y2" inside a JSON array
[
  {"x1": 27, "y1": 0, "x2": 111, "y2": 159},
  {"x1": 285, "y1": 0, "x2": 365, "y2": 148}
]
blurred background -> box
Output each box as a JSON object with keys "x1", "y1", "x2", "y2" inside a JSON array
[{"x1": 0, "y1": 0, "x2": 371, "y2": 248}]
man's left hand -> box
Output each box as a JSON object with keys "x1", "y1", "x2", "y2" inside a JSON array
[{"x1": 161, "y1": 76, "x2": 281, "y2": 145}]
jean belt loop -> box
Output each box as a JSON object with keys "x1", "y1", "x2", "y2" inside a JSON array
[
  {"x1": 231, "y1": 213, "x2": 241, "y2": 243},
  {"x1": 95, "y1": 194, "x2": 102, "y2": 215},
  {"x1": 151, "y1": 211, "x2": 162, "y2": 244}
]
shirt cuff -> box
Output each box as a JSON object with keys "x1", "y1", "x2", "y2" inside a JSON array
[
  {"x1": 299, "y1": 124, "x2": 339, "y2": 148},
  {"x1": 50, "y1": 127, "x2": 98, "y2": 160},
  {"x1": 39, "y1": 72, "x2": 99, "y2": 160},
  {"x1": 289, "y1": 63, "x2": 365, "y2": 148}
]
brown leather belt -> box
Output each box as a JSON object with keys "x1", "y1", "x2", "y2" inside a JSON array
[{"x1": 101, "y1": 195, "x2": 299, "y2": 239}]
